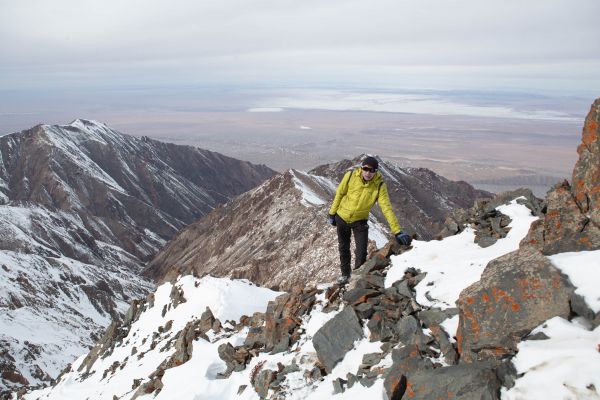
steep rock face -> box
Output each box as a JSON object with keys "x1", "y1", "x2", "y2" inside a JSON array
[
  {"x1": 310, "y1": 156, "x2": 492, "y2": 241},
  {"x1": 145, "y1": 158, "x2": 488, "y2": 289},
  {"x1": 572, "y1": 98, "x2": 600, "y2": 226},
  {"x1": 0, "y1": 120, "x2": 274, "y2": 393},
  {"x1": 522, "y1": 99, "x2": 600, "y2": 254}
]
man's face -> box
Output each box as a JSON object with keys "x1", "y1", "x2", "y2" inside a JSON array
[{"x1": 361, "y1": 165, "x2": 377, "y2": 181}]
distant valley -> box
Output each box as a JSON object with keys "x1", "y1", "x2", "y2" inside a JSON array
[{"x1": 1, "y1": 89, "x2": 590, "y2": 197}]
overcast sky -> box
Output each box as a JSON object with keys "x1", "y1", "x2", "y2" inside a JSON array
[{"x1": 1, "y1": 0, "x2": 599, "y2": 94}]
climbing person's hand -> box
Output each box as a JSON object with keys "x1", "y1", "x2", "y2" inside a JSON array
[
  {"x1": 395, "y1": 231, "x2": 412, "y2": 246},
  {"x1": 328, "y1": 214, "x2": 336, "y2": 226}
]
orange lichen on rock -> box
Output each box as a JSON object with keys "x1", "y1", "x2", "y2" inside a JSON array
[
  {"x1": 546, "y1": 210, "x2": 560, "y2": 218},
  {"x1": 491, "y1": 287, "x2": 507, "y2": 302},
  {"x1": 582, "y1": 120, "x2": 599, "y2": 146},
  {"x1": 461, "y1": 310, "x2": 481, "y2": 338}
]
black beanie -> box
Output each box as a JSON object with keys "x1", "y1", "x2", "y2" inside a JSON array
[{"x1": 362, "y1": 156, "x2": 379, "y2": 170}]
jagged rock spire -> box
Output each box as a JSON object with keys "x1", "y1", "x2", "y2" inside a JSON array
[{"x1": 523, "y1": 98, "x2": 600, "y2": 254}]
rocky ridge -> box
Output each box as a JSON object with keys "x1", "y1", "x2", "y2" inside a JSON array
[
  {"x1": 0, "y1": 120, "x2": 274, "y2": 394},
  {"x1": 455, "y1": 99, "x2": 600, "y2": 367},
  {"x1": 17, "y1": 189, "x2": 559, "y2": 400},
  {"x1": 145, "y1": 158, "x2": 490, "y2": 290},
  {"x1": 15, "y1": 98, "x2": 600, "y2": 399}
]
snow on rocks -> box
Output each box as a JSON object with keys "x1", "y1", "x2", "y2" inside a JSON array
[
  {"x1": 290, "y1": 169, "x2": 334, "y2": 207},
  {"x1": 20, "y1": 190, "x2": 600, "y2": 400},
  {"x1": 22, "y1": 276, "x2": 281, "y2": 400},
  {"x1": 385, "y1": 197, "x2": 539, "y2": 309},
  {"x1": 502, "y1": 317, "x2": 600, "y2": 400},
  {"x1": 548, "y1": 249, "x2": 600, "y2": 325}
]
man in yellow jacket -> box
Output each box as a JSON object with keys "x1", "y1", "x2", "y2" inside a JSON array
[{"x1": 328, "y1": 156, "x2": 411, "y2": 284}]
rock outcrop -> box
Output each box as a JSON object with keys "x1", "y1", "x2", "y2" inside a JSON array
[
  {"x1": 456, "y1": 98, "x2": 600, "y2": 371},
  {"x1": 456, "y1": 248, "x2": 574, "y2": 363},
  {"x1": 522, "y1": 99, "x2": 600, "y2": 254}
]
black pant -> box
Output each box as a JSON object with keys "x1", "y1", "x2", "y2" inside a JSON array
[{"x1": 335, "y1": 215, "x2": 369, "y2": 277}]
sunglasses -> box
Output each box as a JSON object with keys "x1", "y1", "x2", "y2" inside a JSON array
[{"x1": 362, "y1": 166, "x2": 377, "y2": 173}]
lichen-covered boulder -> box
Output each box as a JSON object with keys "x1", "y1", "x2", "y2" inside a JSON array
[{"x1": 457, "y1": 248, "x2": 573, "y2": 362}]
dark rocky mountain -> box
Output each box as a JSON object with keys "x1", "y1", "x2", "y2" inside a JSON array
[
  {"x1": 144, "y1": 158, "x2": 491, "y2": 290},
  {"x1": 0, "y1": 119, "x2": 274, "y2": 394}
]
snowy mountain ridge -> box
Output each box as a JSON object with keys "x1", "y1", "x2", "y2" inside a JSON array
[
  {"x1": 20, "y1": 197, "x2": 600, "y2": 400},
  {"x1": 0, "y1": 120, "x2": 274, "y2": 393},
  {"x1": 18, "y1": 97, "x2": 600, "y2": 400}
]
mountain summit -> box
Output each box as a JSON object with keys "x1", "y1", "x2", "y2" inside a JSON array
[{"x1": 0, "y1": 120, "x2": 274, "y2": 393}]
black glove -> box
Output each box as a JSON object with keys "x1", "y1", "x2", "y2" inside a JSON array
[
  {"x1": 328, "y1": 214, "x2": 336, "y2": 226},
  {"x1": 395, "y1": 231, "x2": 412, "y2": 246}
]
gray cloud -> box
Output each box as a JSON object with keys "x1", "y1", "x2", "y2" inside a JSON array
[{"x1": 0, "y1": 0, "x2": 599, "y2": 92}]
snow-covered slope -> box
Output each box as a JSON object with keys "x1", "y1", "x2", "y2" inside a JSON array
[
  {"x1": 0, "y1": 120, "x2": 274, "y2": 393},
  {"x1": 19, "y1": 97, "x2": 600, "y2": 400},
  {"x1": 22, "y1": 195, "x2": 599, "y2": 400}
]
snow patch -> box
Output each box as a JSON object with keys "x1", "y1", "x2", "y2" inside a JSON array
[
  {"x1": 547, "y1": 250, "x2": 600, "y2": 313},
  {"x1": 502, "y1": 316, "x2": 600, "y2": 400},
  {"x1": 385, "y1": 198, "x2": 538, "y2": 308},
  {"x1": 290, "y1": 170, "x2": 327, "y2": 206}
]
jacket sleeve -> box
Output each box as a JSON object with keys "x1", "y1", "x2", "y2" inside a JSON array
[
  {"x1": 377, "y1": 182, "x2": 402, "y2": 234},
  {"x1": 329, "y1": 171, "x2": 352, "y2": 215}
]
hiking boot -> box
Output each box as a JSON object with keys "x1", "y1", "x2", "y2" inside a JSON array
[{"x1": 336, "y1": 275, "x2": 350, "y2": 285}]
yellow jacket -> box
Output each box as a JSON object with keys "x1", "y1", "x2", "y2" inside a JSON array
[{"x1": 329, "y1": 168, "x2": 401, "y2": 234}]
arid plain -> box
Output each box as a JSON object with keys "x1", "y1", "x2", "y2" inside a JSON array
[{"x1": 0, "y1": 89, "x2": 590, "y2": 196}]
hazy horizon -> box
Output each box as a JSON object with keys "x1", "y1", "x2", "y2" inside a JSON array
[{"x1": 1, "y1": 0, "x2": 598, "y2": 195}]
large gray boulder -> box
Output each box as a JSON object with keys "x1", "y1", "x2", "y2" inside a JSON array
[
  {"x1": 457, "y1": 248, "x2": 573, "y2": 362},
  {"x1": 313, "y1": 307, "x2": 363, "y2": 373},
  {"x1": 403, "y1": 362, "x2": 501, "y2": 400}
]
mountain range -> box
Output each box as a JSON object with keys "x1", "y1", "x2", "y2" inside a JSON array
[
  {"x1": 16, "y1": 98, "x2": 600, "y2": 400},
  {"x1": 0, "y1": 120, "x2": 274, "y2": 393}
]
